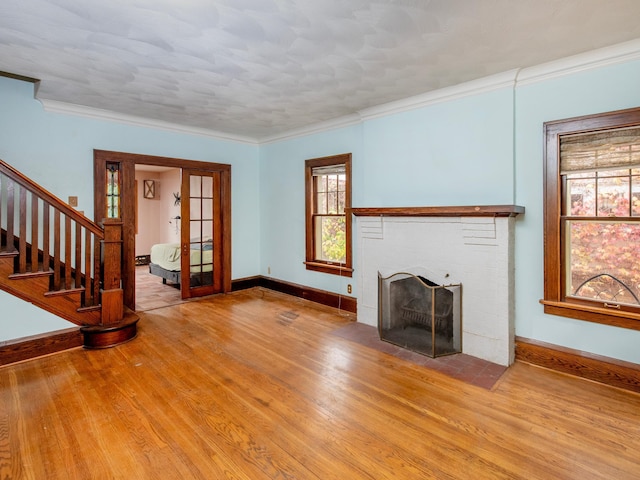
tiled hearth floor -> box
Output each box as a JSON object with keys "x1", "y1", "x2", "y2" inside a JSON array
[{"x1": 331, "y1": 322, "x2": 507, "y2": 390}]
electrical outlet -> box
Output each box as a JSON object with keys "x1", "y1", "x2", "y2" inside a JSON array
[
  {"x1": 268, "y1": 266, "x2": 271, "y2": 275},
  {"x1": 347, "y1": 284, "x2": 352, "y2": 294},
  {"x1": 68, "y1": 196, "x2": 78, "y2": 207}
]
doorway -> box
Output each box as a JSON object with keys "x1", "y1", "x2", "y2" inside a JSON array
[{"x1": 93, "y1": 150, "x2": 231, "y2": 311}]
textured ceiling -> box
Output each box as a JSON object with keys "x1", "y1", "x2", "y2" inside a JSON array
[{"x1": 2, "y1": 0, "x2": 640, "y2": 141}]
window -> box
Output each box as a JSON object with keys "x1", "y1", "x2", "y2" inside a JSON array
[
  {"x1": 305, "y1": 153, "x2": 352, "y2": 277},
  {"x1": 106, "y1": 162, "x2": 121, "y2": 218},
  {"x1": 542, "y1": 107, "x2": 640, "y2": 330}
]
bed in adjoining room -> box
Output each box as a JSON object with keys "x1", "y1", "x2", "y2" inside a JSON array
[{"x1": 148, "y1": 241, "x2": 213, "y2": 287}]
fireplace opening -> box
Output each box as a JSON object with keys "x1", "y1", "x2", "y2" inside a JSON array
[{"x1": 378, "y1": 271, "x2": 461, "y2": 358}]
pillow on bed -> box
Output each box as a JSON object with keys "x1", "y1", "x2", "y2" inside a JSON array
[
  {"x1": 190, "y1": 242, "x2": 213, "y2": 251},
  {"x1": 189, "y1": 237, "x2": 213, "y2": 251}
]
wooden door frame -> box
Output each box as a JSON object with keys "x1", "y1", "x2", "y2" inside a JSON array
[{"x1": 94, "y1": 150, "x2": 232, "y2": 311}]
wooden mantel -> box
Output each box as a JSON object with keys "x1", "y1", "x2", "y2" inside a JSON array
[{"x1": 349, "y1": 205, "x2": 524, "y2": 217}]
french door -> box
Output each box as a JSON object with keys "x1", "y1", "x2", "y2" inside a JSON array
[
  {"x1": 94, "y1": 150, "x2": 232, "y2": 310},
  {"x1": 180, "y1": 169, "x2": 223, "y2": 299}
]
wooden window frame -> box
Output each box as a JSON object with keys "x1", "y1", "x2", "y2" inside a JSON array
[
  {"x1": 304, "y1": 153, "x2": 353, "y2": 277},
  {"x1": 542, "y1": 106, "x2": 640, "y2": 330}
]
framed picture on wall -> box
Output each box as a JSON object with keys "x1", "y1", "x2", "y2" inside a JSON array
[{"x1": 143, "y1": 179, "x2": 155, "y2": 199}]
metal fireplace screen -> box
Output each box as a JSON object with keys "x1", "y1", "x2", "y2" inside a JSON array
[{"x1": 378, "y1": 272, "x2": 461, "y2": 358}]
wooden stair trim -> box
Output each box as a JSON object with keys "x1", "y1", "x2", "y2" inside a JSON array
[
  {"x1": 0, "y1": 248, "x2": 18, "y2": 258},
  {"x1": 43, "y1": 287, "x2": 85, "y2": 298},
  {"x1": 0, "y1": 280, "x2": 102, "y2": 327},
  {"x1": 9, "y1": 269, "x2": 53, "y2": 280},
  {"x1": 0, "y1": 163, "x2": 111, "y2": 321},
  {"x1": 0, "y1": 315, "x2": 140, "y2": 366},
  {"x1": 0, "y1": 160, "x2": 104, "y2": 238},
  {"x1": 2, "y1": 228, "x2": 95, "y2": 297},
  {"x1": 515, "y1": 336, "x2": 640, "y2": 393},
  {"x1": 0, "y1": 328, "x2": 83, "y2": 367},
  {"x1": 1, "y1": 253, "x2": 102, "y2": 326},
  {"x1": 76, "y1": 304, "x2": 101, "y2": 313},
  {"x1": 81, "y1": 313, "x2": 139, "y2": 349}
]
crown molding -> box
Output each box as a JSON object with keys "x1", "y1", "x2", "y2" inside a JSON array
[
  {"x1": 269, "y1": 39, "x2": 640, "y2": 140},
  {"x1": 516, "y1": 38, "x2": 640, "y2": 86},
  {"x1": 358, "y1": 70, "x2": 520, "y2": 122},
  {"x1": 259, "y1": 70, "x2": 520, "y2": 144},
  {"x1": 258, "y1": 113, "x2": 362, "y2": 145},
  {"x1": 38, "y1": 99, "x2": 259, "y2": 145},
  {"x1": 33, "y1": 39, "x2": 640, "y2": 147}
]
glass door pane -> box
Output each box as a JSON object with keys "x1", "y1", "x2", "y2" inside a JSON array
[{"x1": 181, "y1": 170, "x2": 220, "y2": 299}]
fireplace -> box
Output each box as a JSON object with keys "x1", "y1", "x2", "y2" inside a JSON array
[
  {"x1": 352, "y1": 205, "x2": 524, "y2": 366},
  {"x1": 378, "y1": 271, "x2": 461, "y2": 357}
]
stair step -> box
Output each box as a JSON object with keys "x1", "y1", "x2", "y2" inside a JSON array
[
  {"x1": 77, "y1": 304, "x2": 101, "y2": 313},
  {"x1": 44, "y1": 287, "x2": 85, "y2": 298},
  {"x1": 81, "y1": 313, "x2": 139, "y2": 349},
  {"x1": 8, "y1": 268, "x2": 54, "y2": 280},
  {"x1": 0, "y1": 248, "x2": 19, "y2": 258}
]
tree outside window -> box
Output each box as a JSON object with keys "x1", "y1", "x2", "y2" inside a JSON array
[
  {"x1": 566, "y1": 167, "x2": 640, "y2": 306},
  {"x1": 543, "y1": 109, "x2": 640, "y2": 330},
  {"x1": 305, "y1": 154, "x2": 352, "y2": 277}
]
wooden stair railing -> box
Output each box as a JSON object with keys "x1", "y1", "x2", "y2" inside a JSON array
[{"x1": 0, "y1": 159, "x2": 137, "y2": 349}]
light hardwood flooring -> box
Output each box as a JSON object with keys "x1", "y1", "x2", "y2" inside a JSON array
[
  {"x1": 2, "y1": 287, "x2": 640, "y2": 479},
  {"x1": 135, "y1": 264, "x2": 187, "y2": 311}
]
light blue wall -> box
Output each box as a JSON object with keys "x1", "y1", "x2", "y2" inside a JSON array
[
  {"x1": 3, "y1": 52, "x2": 640, "y2": 364},
  {"x1": 360, "y1": 88, "x2": 515, "y2": 207},
  {"x1": 0, "y1": 75, "x2": 260, "y2": 340},
  {"x1": 258, "y1": 88, "x2": 515, "y2": 300},
  {"x1": 259, "y1": 60, "x2": 640, "y2": 365},
  {"x1": 514, "y1": 59, "x2": 640, "y2": 364},
  {"x1": 0, "y1": 290, "x2": 73, "y2": 341},
  {"x1": 259, "y1": 125, "x2": 362, "y2": 296}
]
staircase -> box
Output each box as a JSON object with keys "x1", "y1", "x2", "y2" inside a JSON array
[{"x1": 0, "y1": 159, "x2": 137, "y2": 351}]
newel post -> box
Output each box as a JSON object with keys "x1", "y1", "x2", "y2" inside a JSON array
[{"x1": 100, "y1": 218, "x2": 124, "y2": 325}]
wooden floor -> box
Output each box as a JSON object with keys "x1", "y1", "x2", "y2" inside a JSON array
[
  {"x1": 2, "y1": 288, "x2": 640, "y2": 479},
  {"x1": 135, "y1": 264, "x2": 186, "y2": 311}
]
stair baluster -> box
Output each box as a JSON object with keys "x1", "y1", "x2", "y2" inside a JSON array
[{"x1": 0, "y1": 160, "x2": 108, "y2": 322}]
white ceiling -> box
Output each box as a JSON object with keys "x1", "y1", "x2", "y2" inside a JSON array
[{"x1": 2, "y1": 0, "x2": 640, "y2": 141}]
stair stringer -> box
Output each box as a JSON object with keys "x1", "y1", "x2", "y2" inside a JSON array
[{"x1": 0, "y1": 256, "x2": 102, "y2": 326}]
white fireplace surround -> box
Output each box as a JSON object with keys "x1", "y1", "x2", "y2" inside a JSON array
[{"x1": 353, "y1": 206, "x2": 523, "y2": 366}]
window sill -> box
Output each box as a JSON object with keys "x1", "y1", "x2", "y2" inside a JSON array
[
  {"x1": 540, "y1": 299, "x2": 640, "y2": 331},
  {"x1": 304, "y1": 261, "x2": 353, "y2": 277}
]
